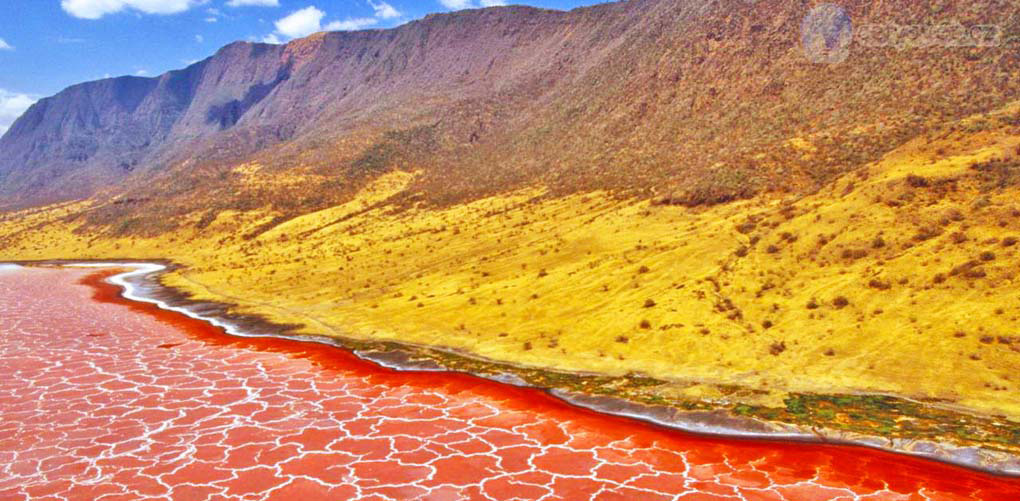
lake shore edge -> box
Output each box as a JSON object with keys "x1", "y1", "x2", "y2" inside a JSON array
[{"x1": 5, "y1": 258, "x2": 1020, "y2": 477}]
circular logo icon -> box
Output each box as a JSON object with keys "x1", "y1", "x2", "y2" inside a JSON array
[{"x1": 801, "y1": 4, "x2": 853, "y2": 64}]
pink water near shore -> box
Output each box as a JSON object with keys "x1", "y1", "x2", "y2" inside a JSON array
[{"x1": 1, "y1": 266, "x2": 1018, "y2": 501}]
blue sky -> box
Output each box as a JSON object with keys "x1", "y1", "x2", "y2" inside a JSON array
[{"x1": 0, "y1": 0, "x2": 608, "y2": 134}]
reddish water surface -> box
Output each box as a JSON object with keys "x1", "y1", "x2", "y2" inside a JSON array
[{"x1": 1, "y1": 266, "x2": 1019, "y2": 501}]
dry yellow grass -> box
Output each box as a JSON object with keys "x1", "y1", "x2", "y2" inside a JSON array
[{"x1": 3, "y1": 111, "x2": 1020, "y2": 422}]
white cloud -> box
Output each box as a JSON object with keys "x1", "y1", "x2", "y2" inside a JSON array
[
  {"x1": 0, "y1": 38, "x2": 12, "y2": 51},
  {"x1": 134, "y1": 69, "x2": 150, "y2": 76},
  {"x1": 0, "y1": 89, "x2": 38, "y2": 136},
  {"x1": 274, "y1": 6, "x2": 327, "y2": 39},
  {"x1": 195, "y1": 34, "x2": 204, "y2": 43},
  {"x1": 439, "y1": 0, "x2": 505, "y2": 9},
  {"x1": 263, "y1": 3, "x2": 399, "y2": 43},
  {"x1": 61, "y1": 0, "x2": 208, "y2": 19},
  {"x1": 227, "y1": 0, "x2": 278, "y2": 6},
  {"x1": 371, "y1": 1, "x2": 400, "y2": 20},
  {"x1": 324, "y1": 18, "x2": 378, "y2": 31}
]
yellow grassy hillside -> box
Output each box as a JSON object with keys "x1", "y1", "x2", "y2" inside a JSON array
[{"x1": 2, "y1": 108, "x2": 1020, "y2": 421}]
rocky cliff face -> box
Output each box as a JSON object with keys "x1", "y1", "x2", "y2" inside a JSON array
[
  {"x1": 0, "y1": 43, "x2": 287, "y2": 206},
  {"x1": 0, "y1": 4, "x2": 613, "y2": 208},
  {"x1": 2, "y1": 0, "x2": 1019, "y2": 217}
]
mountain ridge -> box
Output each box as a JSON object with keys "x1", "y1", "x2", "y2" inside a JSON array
[
  {"x1": 0, "y1": 3, "x2": 617, "y2": 207},
  {"x1": 1, "y1": 0, "x2": 1019, "y2": 222}
]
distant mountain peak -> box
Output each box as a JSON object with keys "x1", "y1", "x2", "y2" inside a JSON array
[{"x1": 1, "y1": 0, "x2": 1018, "y2": 216}]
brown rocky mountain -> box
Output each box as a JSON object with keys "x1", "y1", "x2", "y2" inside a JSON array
[{"x1": 1, "y1": 0, "x2": 1019, "y2": 224}]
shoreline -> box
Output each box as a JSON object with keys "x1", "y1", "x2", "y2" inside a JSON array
[{"x1": 5, "y1": 258, "x2": 1020, "y2": 477}]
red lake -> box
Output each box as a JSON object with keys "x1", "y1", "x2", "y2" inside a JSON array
[{"x1": 1, "y1": 265, "x2": 1018, "y2": 501}]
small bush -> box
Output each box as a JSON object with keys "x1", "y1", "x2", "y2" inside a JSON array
[
  {"x1": 913, "y1": 226, "x2": 943, "y2": 242},
  {"x1": 980, "y1": 251, "x2": 997, "y2": 262},
  {"x1": 638, "y1": 265, "x2": 651, "y2": 274},
  {"x1": 639, "y1": 319, "x2": 652, "y2": 329},
  {"x1": 868, "y1": 279, "x2": 891, "y2": 290},
  {"x1": 662, "y1": 165, "x2": 765, "y2": 207},
  {"x1": 806, "y1": 299, "x2": 821, "y2": 310},
  {"x1": 1003, "y1": 236, "x2": 1018, "y2": 247},
  {"x1": 950, "y1": 260, "x2": 980, "y2": 276},
  {"x1": 643, "y1": 299, "x2": 657, "y2": 308},
  {"x1": 906, "y1": 174, "x2": 930, "y2": 188},
  {"x1": 616, "y1": 336, "x2": 629, "y2": 344},
  {"x1": 769, "y1": 341, "x2": 787, "y2": 356},
  {"x1": 841, "y1": 248, "x2": 868, "y2": 260},
  {"x1": 832, "y1": 296, "x2": 850, "y2": 309}
]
